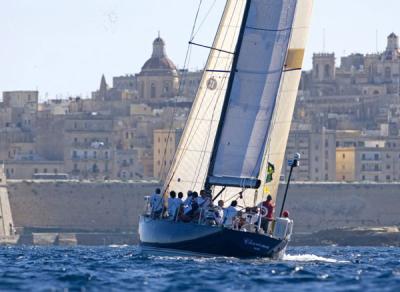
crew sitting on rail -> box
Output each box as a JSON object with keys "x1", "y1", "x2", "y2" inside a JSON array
[
  {"x1": 183, "y1": 190, "x2": 193, "y2": 209},
  {"x1": 175, "y1": 192, "x2": 184, "y2": 219},
  {"x1": 180, "y1": 191, "x2": 199, "y2": 222},
  {"x1": 149, "y1": 188, "x2": 163, "y2": 218},
  {"x1": 197, "y1": 190, "x2": 211, "y2": 208},
  {"x1": 167, "y1": 191, "x2": 179, "y2": 220},
  {"x1": 222, "y1": 200, "x2": 238, "y2": 228}
]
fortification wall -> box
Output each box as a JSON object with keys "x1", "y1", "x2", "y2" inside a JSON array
[
  {"x1": 6, "y1": 181, "x2": 400, "y2": 234},
  {"x1": 7, "y1": 180, "x2": 158, "y2": 232},
  {"x1": 276, "y1": 182, "x2": 400, "y2": 233}
]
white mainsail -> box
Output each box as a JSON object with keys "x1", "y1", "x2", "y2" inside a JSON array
[
  {"x1": 165, "y1": 0, "x2": 313, "y2": 207},
  {"x1": 164, "y1": 0, "x2": 247, "y2": 194}
]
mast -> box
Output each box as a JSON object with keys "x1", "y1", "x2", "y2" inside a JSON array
[{"x1": 205, "y1": 0, "x2": 253, "y2": 191}]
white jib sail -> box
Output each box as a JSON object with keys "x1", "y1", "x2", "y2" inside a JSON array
[{"x1": 164, "y1": 1, "x2": 247, "y2": 194}]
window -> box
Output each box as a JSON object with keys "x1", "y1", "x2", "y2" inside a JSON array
[
  {"x1": 43, "y1": 168, "x2": 47, "y2": 173},
  {"x1": 342, "y1": 154, "x2": 346, "y2": 159},
  {"x1": 72, "y1": 151, "x2": 77, "y2": 158},
  {"x1": 34, "y1": 168, "x2": 38, "y2": 173},
  {"x1": 374, "y1": 154, "x2": 379, "y2": 160},
  {"x1": 151, "y1": 83, "x2": 156, "y2": 98},
  {"x1": 74, "y1": 137, "x2": 78, "y2": 143},
  {"x1": 93, "y1": 151, "x2": 97, "y2": 159},
  {"x1": 374, "y1": 165, "x2": 379, "y2": 171},
  {"x1": 386, "y1": 175, "x2": 391, "y2": 181},
  {"x1": 73, "y1": 163, "x2": 78, "y2": 171},
  {"x1": 105, "y1": 151, "x2": 108, "y2": 159},
  {"x1": 84, "y1": 151, "x2": 88, "y2": 159},
  {"x1": 324, "y1": 64, "x2": 331, "y2": 79},
  {"x1": 54, "y1": 169, "x2": 58, "y2": 174},
  {"x1": 374, "y1": 176, "x2": 379, "y2": 182},
  {"x1": 362, "y1": 175, "x2": 365, "y2": 180}
]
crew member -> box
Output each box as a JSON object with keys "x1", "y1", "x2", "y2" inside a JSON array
[
  {"x1": 259, "y1": 195, "x2": 275, "y2": 233},
  {"x1": 150, "y1": 188, "x2": 163, "y2": 218},
  {"x1": 223, "y1": 200, "x2": 238, "y2": 228}
]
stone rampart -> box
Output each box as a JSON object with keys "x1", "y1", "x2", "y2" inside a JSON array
[{"x1": 6, "y1": 181, "x2": 400, "y2": 235}]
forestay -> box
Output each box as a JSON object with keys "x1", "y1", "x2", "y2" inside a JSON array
[{"x1": 208, "y1": 0, "x2": 298, "y2": 188}]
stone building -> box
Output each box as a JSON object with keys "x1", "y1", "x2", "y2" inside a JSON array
[
  {"x1": 136, "y1": 35, "x2": 179, "y2": 100},
  {"x1": 153, "y1": 128, "x2": 182, "y2": 180},
  {"x1": 63, "y1": 112, "x2": 115, "y2": 179},
  {"x1": 284, "y1": 124, "x2": 336, "y2": 181}
]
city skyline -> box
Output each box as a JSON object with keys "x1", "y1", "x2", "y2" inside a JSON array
[{"x1": 1, "y1": 0, "x2": 399, "y2": 100}]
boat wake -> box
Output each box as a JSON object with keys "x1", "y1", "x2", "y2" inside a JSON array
[{"x1": 283, "y1": 253, "x2": 349, "y2": 263}]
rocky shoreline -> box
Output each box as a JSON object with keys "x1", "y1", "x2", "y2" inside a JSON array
[{"x1": 291, "y1": 226, "x2": 400, "y2": 247}]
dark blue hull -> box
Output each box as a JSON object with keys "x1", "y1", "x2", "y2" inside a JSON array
[{"x1": 138, "y1": 216, "x2": 288, "y2": 259}]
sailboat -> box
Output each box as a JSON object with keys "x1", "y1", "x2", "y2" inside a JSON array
[{"x1": 139, "y1": 0, "x2": 313, "y2": 258}]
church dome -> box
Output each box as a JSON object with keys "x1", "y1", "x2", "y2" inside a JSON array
[{"x1": 141, "y1": 35, "x2": 177, "y2": 73}]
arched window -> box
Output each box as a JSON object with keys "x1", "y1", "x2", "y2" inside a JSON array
[{"x1": 151, "y1": 83, "x2": 156, "y2": 98}]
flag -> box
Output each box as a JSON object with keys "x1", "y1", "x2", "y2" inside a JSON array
[{"x1": 266, "y1": 162, "x2": 275, "y2": 183}]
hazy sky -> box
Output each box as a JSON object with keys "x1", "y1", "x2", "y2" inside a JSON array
[{"x1": 1, "y1": 0, "x2": 399, "y2": 100}]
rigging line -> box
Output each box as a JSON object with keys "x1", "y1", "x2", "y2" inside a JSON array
[
  {"x1": 189, "y1": 41, "x2": 235, "y2": 55},
  {"x1": 191, "y1": 0, "x2": 217, "y2": 41},
  {"x1": 191, "y1": 75, "x2": 230, "y2": 190},
  {"x1": 160, "y1": 0, "x2": 203, "y2": 187},
  {"x1": 165, "y1": 0, "x2": 242, "y2": 190}
]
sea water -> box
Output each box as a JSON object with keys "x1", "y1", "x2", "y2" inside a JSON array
[{"x1": 0, "y1": 246, "x2": 399, "y2": 291}]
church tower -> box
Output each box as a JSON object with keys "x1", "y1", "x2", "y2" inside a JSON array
[
  {"x1": 136, "y1": 35, "x2": 179, "y2": 100},
  {"x1": 312, "y1": 53, "x2": 336, "y2": 82}
]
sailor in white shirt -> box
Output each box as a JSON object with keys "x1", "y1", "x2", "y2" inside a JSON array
[
  {"x1": 197, "y1": 190, "x2": 210, "y2": 209},
  {"x1": 149, "y1": 188, "x2": 163, "y2": 218},
  {"x1": 223, "y1": 200, "x2": 238, "y2": 228},
  {"x1": 167, "y1": 191, "x2": 179, "y2": 219},
  {"x1": 174, "y1": 192, "x2": 184, "y2": 218}
]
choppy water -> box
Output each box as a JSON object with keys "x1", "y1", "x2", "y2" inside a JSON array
[{"x1": 0, "y1": 246, "x2": 399, "y2": 291}]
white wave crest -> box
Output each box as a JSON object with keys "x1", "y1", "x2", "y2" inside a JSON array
[{"x1": 283, "y1": 254, "x2": 349, "y2": 263}]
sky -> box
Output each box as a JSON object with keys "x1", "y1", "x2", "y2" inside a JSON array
[{"x1": 1, "y1": 0, "x2": 399, "y2": 101}]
